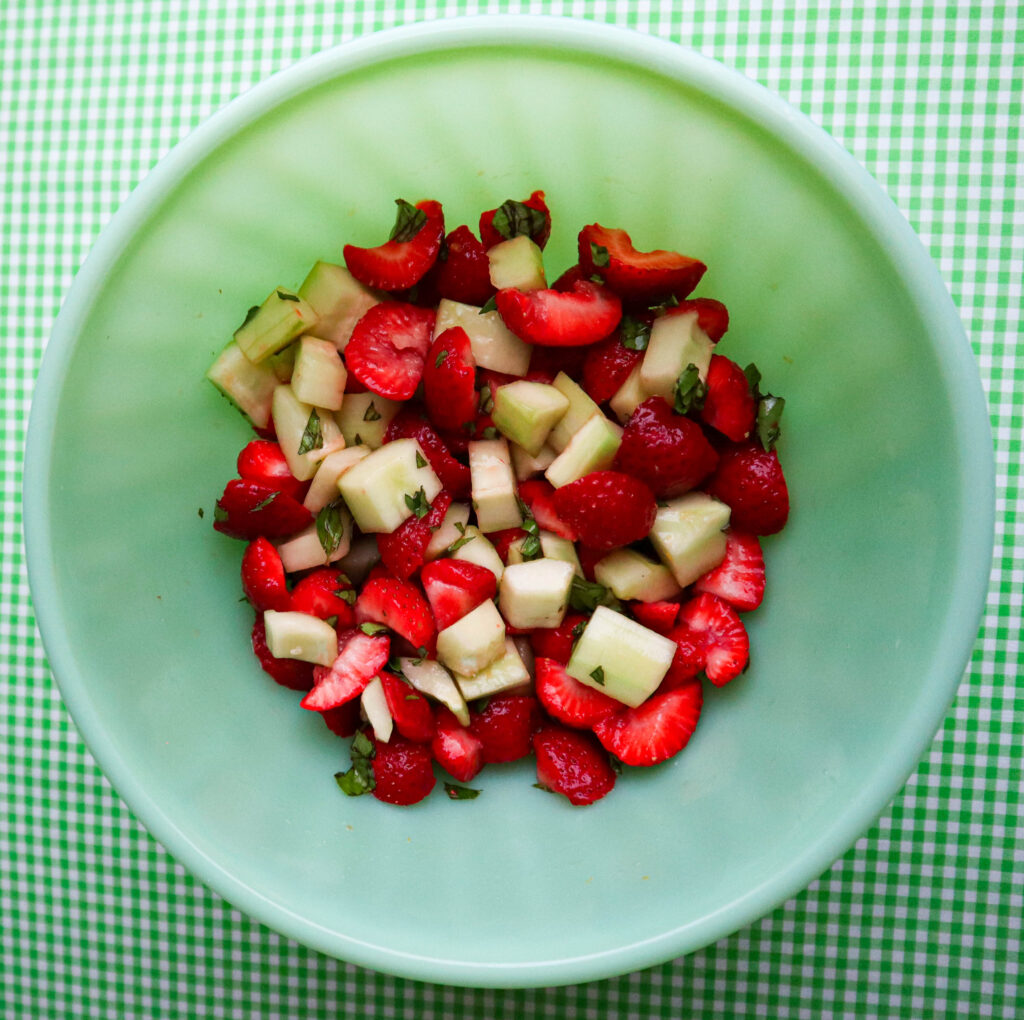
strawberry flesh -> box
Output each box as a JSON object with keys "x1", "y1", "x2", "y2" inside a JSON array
[
  {"x1": 549, "y1": 470, "x2": 656, "y2": 552},
  {"x1": 251, "y1": 614, "x2": 315, "y2": 691},
  {"x1": 700, "y1": 354, "x2": 756, "y2": 442},
  {"x1": 704, "y1": 439, "x2": 790, "y2": 535},
  {"x1": 344, "y1": 199, "x2": 444, "y2": 292},
  {"x1": 533, "y1": 725, "x2": 617, "y2": 805},
  {"x1": 419, "y1": 558, "x2": 497, "y2": 631},
  {"x1": 213, "y1": 479, "x2": 312, "y2": 540},
  {"x1": 241, "y1": 537, "x2": 291, "y2": 612},
  {"x1": 354, "y1": 576, "x2": 436, "y2": 653},
  {"x1": 300, "y1": 629, "x2": 390, "y2": 710},
  {"x1": 673, "y1": 297, "x2": 729, "y2": 341},
  {"x1": 530, "y1": 612, "x2": 587, "y2": 664},
  {"x1": 516, "y1": 478, "x2": 578, "y2": 541},
  {"x1": 495, "y1": 279, "x2": 622, "y2": 347},
  {"x1": 535, "y1": 657, "x2": 619, "y2": 730},
  {"x1": 628, "y1": 600, "x2": 681, "y2": 635},
  {"x1": 431, "y1": 706, "x2": 484, "y2": 782},
  {"x1": 371, "y1": 735, "x2": 436, "y2": 805},
  {"x1": 593, "y1": 681, "x2": 703, "y2": 767},
  {"x1": 433, "y1": 225, "x2": 495, "y2": 305},
  {"x1": 380, "y1": 672, "x2": 436, "y2": 744},
  {"x1": 469, "y1": 694, "x2": 539, "y2": 764},
  {"x1": 676, "y1": 592, "x2": 750, "y2": 686},
  {"x1": 289, "y1": 568, "x2": 356, "y2": 625},
  {"x1": 423, "y1": 326, "x2": 478, "y2": 432},
  {"x1": 581, "y1": 331, "x2": 643, "y2": 405},
  {"x1": 236, "y1": 439, "x2": 305, "y2": 501},
  {"x1": 694, "y1": 529, "x2": 765, "y2": 612},
  {"x1": 345, "y1": 301, "x2": 436, "y2": 401}
]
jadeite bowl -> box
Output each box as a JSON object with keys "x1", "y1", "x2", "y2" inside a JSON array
[{"x1": 24, "y1": 16, "x2": 993, "y2": 987}]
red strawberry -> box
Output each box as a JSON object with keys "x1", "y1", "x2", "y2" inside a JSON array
[
  {"x1": 660, "y1": 628, "x2": 706, "y2": 690},
  {"x1": 523, "y1": 342, "x2": 589, "y2": 385},
  {"x1": 236, "y1": 439, "x2": 305, "y2": 501},
  {"x1": 434, "y1": 225, "x2": 495, "y2": 306},
  {"x1": 495, "y1": 280, "x2": 622, "y2": 347},
  {"x1": 431, "y1": 706, "x2": 484, "y2": 782},
  {"x1": 479, "y1": 190, "x2": 551, "y2": 250},
  {"x1": 535, "y1": 658, "x2": 620, "y2": 729},
  {"x1": 376, "y1": 490, "x2": 453, "y2": 580},
  {"x1": 694, "y1": 530, "x2": 765, "y2": 612},
  {"x1": 470, "y1": 695, "x2": 539, "y2": 764},
  {"x1": 593, "y1": 682, "x2": 703, "y2": 767},
  {"x1": 419, "y1": 558, "x2": 497, "y2": 631},
  {"x1": 320, "y1": 701, "x2": 360, "y2": 738},
  {"x1": 516, "y1": 478, "x2": 578, "y2": 541},
  {"x1": 700, "y1": 354, "x2": 756, "y2": 442},
  {"x1": 354, "y1": 576, "x2": 436, "y2": 652},
  {"x1": 489, "y1": 527, "x2": 529, "y2": 564},
  {"x1": 533, "y1": 725, "x2": 617, "y2": 805},
  {"x1": 676, "y1": 592, "x2": 749, "y2": 686},
  {"x1": 575, "y1": 544, "x2": 604, "y2": 581},
  {"x1": 550, "y1": 264, "x2": 586, "y2": 292},
  {"x1": 530, "y1": 612, "x2": 587, "y2": 664},
  {"x1": 629, "y1": 600, "x2": 680, "y2": 635},
  {"x1": 213, "y1": 479, "x2": 312, "y2": 540},
  {"x1": 380, "y1": 672, "x2": 435, "y2": 744},
  {"x1": 344, "y1": 198, "x2": 444, "y2": 291},
  {"x1": 385, "y1": 410, "x2": 471, "y2": 499},
  {"x1": 673, "y1": 297, "x2": 729, "y2": 341},
  {"x1": 581, "y1": 331, "x2": 643, "y2": 405},
  {"x1": 240, "y1": 538, "x2": 291, "y2": 612},
  {"x1": 300, "y1": 629, "x2": 390, "y2": 710},
  {"x1": 289, "y1": 568, "x2": 357, "y2": 625},
  {"x1": 704, "y1": 439, "x2": 790, "y2": 535},
  {"x1": 423, "y1": 326, "x2": 478, "y2": 432},
  {"x1": 345, "y1": 301, "x2": 436, "y2": 401},
  {"x1": 371, "y1": 735, "x2": 436, "y2": 805},
  {"x1": 578, "y1": 224, "x2": 706, "y2": 306},
  {"x1": 549, "y1": 471, "x2": 656, "y2": 552},
  {"x1": 251, "y1": 613, "x2": 315, "y2": 691},
  {"x1": 613, "y1": 396, "x2": 719, "y2": 498}
]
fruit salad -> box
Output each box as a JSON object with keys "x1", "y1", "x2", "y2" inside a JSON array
[{"x1": 207, "y1": 192, "x2": 790, "y2": 807}]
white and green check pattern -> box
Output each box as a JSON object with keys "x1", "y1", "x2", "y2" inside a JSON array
[{"x1": 2, "y1": 2, "x2": 1020, "y2": 1016}]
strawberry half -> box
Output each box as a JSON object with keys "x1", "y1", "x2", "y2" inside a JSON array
[
  {"x1": 535, "y1": 658, "x2": 620, "y2": 730},
  {"x1": 385, "y1": 409, "x2": 471, "y2": 499},
  {"x1": 581, "y1": 330, "x2": 644, "y2": 405},
  {"x1": 495, "y1": 279, "x2": 622, "y2": 347},
  {"x1": 628, "y1": 600, "x2": 681, "y2": 635},
  {"x1": 530, "y1": 612, "x2": 587, "y2": 664},
  {"x1": 236, "y1": 439, "x2": 305, "y2": 501},
  {"x1": 470, "y1": 694, "x2": 539, "y2": 764},
  {"x1": 533, "y1": 725, "x2": 617, "y2": 806},
  {"x1": 251, "y1": 614, "x2": 315, "y2": 691},
  {"x1": 213, "y1": 479, "x2": 313, "y2": 540},
  {"x1": 423, "y1": 326, "x2": 478, "y2": 432},
  {"x1": 240, "y1": 537, "x2": 291, "y2": 612},
  {"x1": 344, "y1": 198, "x2": 445, "y2": 292},
  {"x1": 289, "y1": 568, "x2": 357, "y2": 625},
  {"x1": 420, "y1": 558, "x2": 497, "y2": 631},
  {"x1": 704, "y1": 439, "x2": 790, "y2": 535},
  {"x1": 433, "y1": 224, "x2": 495, "y2": 306},
  {"x1": 300, "y1": 629, "x2": 391, "y2": 710},
  {"x1": 431, "y1": 706, "x2": 484, "y2": 782},
  {"x1": 320, "y1": 701, "x2": 361, "y2": 738},
  {"x1": 380, "y1": 672, "x2": 435, "y2": 744},
  {"x1": 376, "y1": 489, "x2": 452, "y2": 580},
  {"x1": 676, "y1": 592, "x2": 749, "y2": 686},
  {"x1": 371, "y1": 734, "x2": 436, "y2": 805},
  {"x1": 345, "y1": 301, "x2": 436, "y2": 401},
  {"x1": 700, "y1": 354, "x2": 756, "y2": 442},
  {"x1": 592, "y1": 681, "x2": 703, "y2": 768},
  {"x1": 479, "y1": 191, "x2": 551, "y2": 250},
  {"x1": 578, "y1": 224, "x2": 706, "y2": 306},
  {"x1": 354, "y1": 576, "x2": 436, "y2": 653},
  {"x1": 694, "y1": 529, "x2": 765, "y2": 612},
  {"x1": 549, "y1": 470, "x2": 656, "y2": 552}
]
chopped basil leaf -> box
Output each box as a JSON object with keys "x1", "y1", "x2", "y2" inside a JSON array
[
  {"x1": 415, "y1": 451, "x2": 428, "y2": 469},
  {"x1": 491, "y1": 199, "x2": 546, "y2": 241},
  {"x1": 446, "y1": 522, "x2": 476, "y2": 555},
  {"x1": 479, "y1": 386, "x2": 494, "y2": 415},
  {"x1": 359, "y1": 622, "x2": 389, "y2": 636},
  {"x1": 213, "y1": 503, "x2": 228, "y2": 523},
  {"x1": 519, "y1": 513, "x2": 542, "y2": 560},
  {"x1": 444, "y1": 782, "x2": 481, "y2": 801},
  {"x1": 353, "y1": 433, "x2": 363, "y2": 446},
  {"x1": 533, "y1": 782, "x2": 554, "y2": 793},
  {"x1": 461, "y1": 420, "x2": 477, "y2": 435},
  {"x1": 404, "y1": 487, "x2": 431, "y2": 519},
  {"x1": 434, "y1": 349, "x2": 449, "y2": 369},
  {"x1": 197, "y1": 507, "x2": 204, "y2": 519},
  {"x1": 363, "y1": 401, "x2": 382, "y2": 422},
  {"x1": 315, "y1": 497, "x2": 346, "y2": 557},
  {"x1": 239, "y1": 304, "x2": 260, "y2": 329},
  {"x1": 608, "y1": 753, "x2": 624, "y2": 775},
  {"x1": 389, "y1": 198, "x2": 427, "y2": 242},
  {"x1": 743, "y1": 363, "x2": 762, "y2": 393},
  {"x1": 335, "y1": 730, "x2": 376, "y2": 797},
  {"x1": 481, "y1": 426, "x2": 499, "y2": 440},
  {"x1": 569, "y1": 575, "x2": 621, "y2": 613},
  {"x1": 744, "y1": 363, "x2": 785, "y2": 451},
  {"x1": 298, "y1": 408, "x2": 324, "y2": 455},
  {"x1": 250, "y1": 492, "x2": 278, "y2": 512},
  {"x1": 589, "y1": 242, "x2": 611, "y2": 268},
  {"x1": 620, "y1": 315, "x2": 652, "y2": 351},
  {"x1": 479, "y1": 295, "x2": 498, "y2": 314},
  {"x1": 673, "y1": 363, "x2": 707, "y2": 415},
  {"x1": 590, "y1": 666, "x2": 606, "y2": 686},
  {"x1": 276, "y1": 289, "x2": 300, "y2": 302},
  {"x1": 571, "y1": 620, "x2": 587, "y2": 641}
]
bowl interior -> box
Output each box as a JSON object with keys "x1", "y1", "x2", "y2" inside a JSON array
[{"x1": 26, "y1": 20, "x2": 992, "y2": 986}]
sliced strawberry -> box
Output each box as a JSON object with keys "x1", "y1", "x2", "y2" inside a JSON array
[
  {"x1": 613, "y1": 396, "x2": 719, "y2": 498},
  {"x1": 676, "y1": 592, "x2": 749, "y2": 686},
  {"x1": 431, "y1": 706, "x2": 484, "y2": 782},
  {"x1": 593, "y1": 682, "x2": 703, "y2": 767},
  {"x1": 578, "y1": 224, "x2": 706, "y2": 306},
  {"x1": 530, "y1": 612, "x2": 587, "y2": 664},
  {"x1": 523, "y1": 343, "x2": 589, "y2": 385},
  {"x1": 489, "y1": 527, "x2": 529, "y2": 564},
  {"x1": 354, "y1": 576, "x2": 436, "y2": 653},
  {"x1": 376, "y1": 490, "x2": 452, "y2": 580},
  {"x1": 469, "y1": 695, "x2": 539, "y2": 764},
  {"x1": 344, "y1": 198, "x2": 444, "y2": 291},
  {"x1": 240, "y1": 537, "x2": 291, "y2": 612},
  {"x1": 300, "y1": 629, "x2": 390, "y2": 710},
  {"x1": 213, "y1": 479, "x2": 313, "y2": 540},
  {"x1": 419, "y1": 558, "x2": 497, "y2": 631},
  {"x1": 345, "y1": 301, "x2": 436, "y2": 401},
  {"x1": 550, "y1": 264, "x2": 586, "y2": 292},
  {"x1": 581, "y1": 331, "x2": 643, "y2": 405},
  {"x1": 629, "y1": 600, "x2": 680, "y2": 635},
  {"x1": 422, "y1": 326, "x2": 478, "y2": 432},
  {"x1": 660, "y1": 628, "x2": 706, "y2": 690},
  {"x1": 479, "y1": 190, "x2": 551, "y2": 250},
  {"x1": 320, "y1": 701, "x2": 360, "y2": 738},
  {"x1": 704, "y1": 439, "x2": 790, "y2": 535},
  {"x1": 700, "y1": 354, "x2": 756, "y2": 442},
  {"x1": 289, "y1": 568, "x2": 357, "y2": 625},
  {"x1": 236, "y1": 439, "x2": 305, "y2": 501},
  {"x1": 516, "y1": 478, "x2": 578, "y2": 541},
  {"x1": 535, "y1": 658, "x2": 620, "y2": 730},
  {"x1": 694, "y1": 530, "x2": 765, "y2": 612},
  {"x1": 576, "y1": 544, "x2": 604, "y2": 581},
  {"x1": 385, "y1": 410, "x2": 471, "y2": 499},
  {"x1": 495, "y1": 280, "x2": 622, "y2": 347},
  {"x1": 251, "y1": 614, "x2": 315, "y2": 691},
  {"x1": 380, "y1": 672, "x2": 435, "y2": 744},
  {"x1": 371, "y1": 734, "x2": 436, "y2": 805},
  {"x1": 533, "y1": 725, "x2": 617, "y2": 805},
  {"x1": 673, "y1": 297, "x2": 729, "y2": 341},
  {"x1": 549, "y1": 471, "x2": 656, "y2": 553},
  {"x1": 433, "y1": 225, "x2": 495, "y2": 306}
]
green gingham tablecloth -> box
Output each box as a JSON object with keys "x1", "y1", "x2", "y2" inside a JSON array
[{"x1": 2, "y1": 1, "x2": 1020, "y2": 1016}]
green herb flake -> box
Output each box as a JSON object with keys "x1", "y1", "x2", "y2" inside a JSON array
[
  {"x1": 446, "y1": 522, "x2": 476, "y2": 555},
  {"x1": 363, "y1": 401, "x2": 382, "y2": 422},
  {"x1": 250, "y1": 492, "x2": 278, "y2": 512},
  {"x1": 444, "y1": 782, "x2": 481, "y2": 801},
  {"x1": 589, "y1": 242, "x2": 611, "y2": 268},
  {"x1": 590, "y1": 665, "x2": 606, "y2": 686},
  {"x1": 569, "y1": 576, "x2": 621, "y2": 613},
  {"x1": 276, "y1": 289, "x2": 300, "y2": 302},
  {"x1": 571, "y1": 620, "x2": 587, "y2": 641},
  {"x1": 619, "y1": 315, "x2": 652, "y2": 351},
  {"x1": 491, "y1": 199, "x2": 547, "y2": 241},
  {"x1": 239, "y1": 304, "x2": 261, "y2": 330},
  {"x1": 389, "y1": 199, "x2": 427, "y2": 243},
  {"x1": 213, "y1": 504, "x2": 228, "y2": 523},
  {"x1": 744, "y1": 362, "x2": 785, "y2": 451},
  {"x1": 481, "y1": 426, "x2": 499, "y2": 440},
  {"x1": 533, "y1": 782, "x2": 554, "y2": 794},
  {"x1": 315, "y1": 497, "x2": 347, "y2": 557},
  {"x1": 353, "y1": 433, "x2": 363, "y2": 446},
  {"x1": 672, "y1": 363, "x2": 707, "y2": 416},
  {"x1": 479, "y1": 295, "x2": 498, "y2": 314},
  {"x1": 335, "y1": 730, "x2": 376, "y2": 797},
  {"x1": 434, "y1": 349, "x2": 449, "y2": 369},
  {"x1": 415, "y1": 451, "x2": 428, "y2": 469},
  {"x1": 404, "y1": 487, "x2": 431, "y2": 519},
  {"x1": 359, "y1": 622, "x2": 389, "y2": 637},
  {"x1": 519, "y1": 514, "x2": 542, "y2": 560},
  {"x1": 297, "y1": 408, "x2": 324, "y2": 455},
  {"x1": 335, "y1": 587, "x2": 357, "y2": 606},
  {"x1": 479, "y1": 386, "x2": 494, "y2": 415},
  {"x1": 197, "y1": 507, "x2": 204, "y2": 519}
]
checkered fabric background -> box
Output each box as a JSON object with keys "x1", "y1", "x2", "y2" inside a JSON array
[{"x1": 2, "y1": 1, "x2": 1020, "y2": 1016}]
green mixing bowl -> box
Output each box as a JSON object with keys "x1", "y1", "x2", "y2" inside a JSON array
[{"x1": 23, "y1": 16, "x2": 994, "y2": 987}]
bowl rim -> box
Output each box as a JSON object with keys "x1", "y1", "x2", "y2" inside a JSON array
[{"x1": 23, "y1": 14, "x2": 995, "y2": 987}]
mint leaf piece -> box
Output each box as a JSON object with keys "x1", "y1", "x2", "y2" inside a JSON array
[
  {"x1": 389, "y1": 199, "x2": 426, "y2": 242},
  {"x1": 479, "y1": 295, "x2": 498, "y2": 314},
  {"x1": 316, "y1": 497, "x2": 346, "y2": 557},
  {"x1": 404, "y1": 487, "x2": 431, "y2": 519},
  {"x1": 251, "y1": 492, "x2": 278, "y2": 512},
  {"x1": 672, "y1": 364, "x2": 706, "y2": 416},
  {"x1": 359, "y1": 622, "x2": 389, "y2": 636},
  {"x1": 298, "y1": 408, "x2": 324, "y2": 455},
  {"x1": 568, "y1": 576, "x2": 621, "y2": 613},
  {"x1": 590, "y1": 666, "x2": 606, "y2": 686},
  {"x1": 276, "y1": 289, "x2": 300, "y2": 302},
  {"x1": 589, "y1": 242, "x2": 611, "y2": 268},
  {"x1": 363, "y1": 401, "x2": 382, "y2": 422},
  {"x1": 491, "y1": 199, "x2": 546, "y2": 241},
  {"x1": 415, "y1": 450, "x2": 427, "y2": 469},
  {"x1": 444, "y1": 782, "x2": 481, "y2": 801},
  {"x1": 620, "y1": 315, "x2": 651, "y2": 351},
  {"x1": 434, "y1": 349, "x2": 449, "y2": 369}
]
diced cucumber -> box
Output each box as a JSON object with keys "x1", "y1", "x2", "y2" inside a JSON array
[
  {"x1": 491, "y1": 380, "x2": 570, "y2": 456},
  {"x1": 469, "y1": 437, "x2": 523, "y2": 533},
  {"x1": 234, "y1": 288, "x2": 319, "y2": 363},
  {"x1": 447, "y1": 525, "x2": 504, "y2": 581},
  {"x1": 544, "y1": 412, "x2": 623, "y2": 488},
  {"x1": 302, "y1": 446, "x2": 372, "y2": 513},
  {"x1": 608, "y1": 362, "x2": 646, "y2": 424},
  {"x1": 436, "y1": 600, "x2": 507, "y2": 677},
  {"x1": 548, "y1": 372, "x2": 602, "y2": 451},
  {"x1": 539, "y1": 531, "x2": 583, "y2": 576},
  {"x1": 263, "y1": 610, "x2": 338, "y2": 666},
  {"x1": 487, "y1": 235, "x2": 546, "y2": 292},
  {"x1": 510, "y1": 440, "x2": 558, "y2": 481},
  {"x1": 297, "y1": 260, "x2": 379, "y2": 350},
  {"x1": 640, "y1": 310, "x2": 713, "y2": 402},
  {"x1": 290, "y1": 336, "x2": 347, "y2": 411},
  {"x1": 274, "y1": 507, "x2": 353, "y2": 573},
  {"x1": 454, "y1": 638, "x2": 531, "y2": 701},
  {"x1": 434, "y1": 298, "x2": 532, "y2": 376},
  {"x1": 648, "y1": 492, "x2": 731, "y2": 587},
  {"x1": 360, "y1": 677, "x2": 393, "y2": 742},
  {"x1": 335, "y1": 391, "x2": 401, "y2": 450},
  {"x1": 398, "y1": 657, "x2": 470, "y2": 727},
  {"x1": 498, "y1": 558, "x2": 575, "y2": 630},
  {"x1": 271, "y1": 384, "x2": 346, "y2": 482},
  {"x1": 593, "y1": 548, "x2": 682, "y2": 602},
  {"x1": 424, "y1": 501, "x2": 471, "y2": 561},
  {"x1": 206, "y1": 340, "x2": 278, "y2": 429}
]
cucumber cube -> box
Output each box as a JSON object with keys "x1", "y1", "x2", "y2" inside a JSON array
[
  {"x1": 454, "y1": 639, "x2": 531, "y2": 701},
  {"x1": 398, "y1": 657, "x2": 470, "y2": 726},
  {"x1": 434, "y1": 299, "x2": 532, "y2": 376},
  {"x1": 335, "y1": 391, "x2": 401, "y2": 450},
  {"x1": 275, "y1": 507, "x2": 353, "y2": 573},
  {"x1": 206, "y1": 340, "x2": 278, "y2": 429},
  {"x1": 469, "y1": 438, "x2": 523, "y2": 533},
  {"x1": 566, "y1": 606, "x2": 676, "y2": 707},
  {"x1": 447, "y1": 525, "x2": 504, "y2": 581},
  {"x1": 648, "y1": 492, "x2": 731, "y2": 587},
  {"x1": 608, "y1": 363, "x2": 646, "y2": 424},
  {"x1": 424, "y1": 501, "x2": 471, "y2": 561},
  {"x1": 544, "y1": 412, "x2": 623, "y2": 488},
  {"x1": 510, "y1": 441, "x2": 558, "y2": 481},
  {"x1": 548, "y1": 372, "x2": 602, "y2": 451},
  {"x1": 640, "y1": 310, "x2": 713, "y2": 402},
  {"x1": 360, "y1": 677, "x2": 393, "y2": 743},
  {"x1": 498, "y1": 558, "x2": 575, "y2": 630},
  {"x1": 538, "y1": 531, "x2": 583, "y2": 576},
  {"x1": 487, "y1": 235, "x2": 546, "y2": 292},
  {"x1": 337, "y1": 438, "x2": 442, "y2": 534},
  {"x1": 263, "y1": 610, "x2": 339, "y2": 666},
  {"x1": 297, "y1": 261, "x2": 379, "y2": 350},
  {"x1": 291, "y1": 336, "x2": 348, "y2": 411},
  {"x1": 436, "y1": 600, "x2": 507, "y2": 677},
  {"x1": 593, "y1": 548, "x2": 682, "y2": 602},
  {"x1": 491, "y1": 380, "x2": 570, "y2": 456},
  {"x1": 272, "y1": 384, "x2": 346, "y2": 482},
  {"x1": 234, "y1": 288, "x2": 319, "y2": 363},
  {"x1": 302, "y1": 446, "x2": 372, "y2": 513}
]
